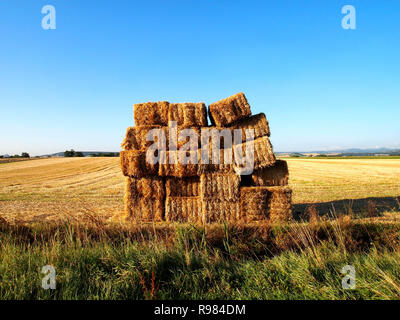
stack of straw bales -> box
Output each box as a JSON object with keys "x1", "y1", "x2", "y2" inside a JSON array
[{"x1": 120, "y1": 92, "x2": 292, "y2": 224}]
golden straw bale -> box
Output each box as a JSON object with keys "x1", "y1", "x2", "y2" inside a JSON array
[
  {"x1": 168, "y1": 103, "x2": 207, "y2": 128},
  {"x1": 229, "y1": 113, "x2": 270, "y2": 141},
  {"x1": 122, "y1": 126, "x2": 200, "y2": 151},
  {"x1": 198, "y1": 146, "x2": 234, "y2": 174},
  {"x1": 251, "y1": 160, "x2": 289, "y2": 186},
  {"x1": 165, "y1": 197, "x2": 202, "y2": 223},
  {"x1": 134, "y1": 101, "x2": 169, "y2": 126},
  {"x1": 166, "y1": 176, "x2": 200, "y2": 197},
  {"x1": 121, "y1": 126, "x2": 167, "y2": 151},
  {"x1": 208, "y1": 92, "x2": 251, "y2": 126},
  {"x1": 201, "y1": 200, "x2": 240, "y2": 223},
  {"x1": 120, "y1": 150, "x2": 158, "y2": 177},
  {"x1": 233, "y1": 136, "x2": 276, "y2": 173},
  {"x1": 240, "y1": 186, "x2": 292, "y2": 223},
  {"x1": 267, "y1": 186, "x2": 293, "y2": 223},
  {"x1": 177, "y1": 127, "x2": 201, "y2": 149},
  {"x1": 158, "y1": 150, "x2": 201, "y2": 177},
  {"x1": 200, "y1": 127, "x2": 233, "y2": 151},
  {"x1": 125, "y1": 196, "x2": 164, "y2": 223},
  {"x1": 200, "y1": 172, "x2": 240, "y2": 201},
  {"x1": 126, "y1": 176, "x2": 165, "y2": 200},
  {"x1": 240, "y1": 187, "x2": 270, "y2": 223}
]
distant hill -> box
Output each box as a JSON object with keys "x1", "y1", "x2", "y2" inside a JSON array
[
  {"x1": 276, "y1": 147, "x2": 400, "y2": 157},
  {"x1": 39, "y1": 151, "x2": 119, "y2": 158}
]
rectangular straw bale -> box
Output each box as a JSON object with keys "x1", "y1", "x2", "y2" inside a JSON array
[
  {"x1": 119, "y1": 125, "x2": 200, "y2": 152},
  {"x1": 121, "y1": 126, "x2": 167, "y2": 151},
  {"x1": 240, "y1": 187, "x2": 270, "y2": 223},
  {"x1": 229, "y1": 113, "x2": 270, "y2": 141},
  {"x1": 200, "y1": 127, "x2": 233, "y2": 150},
  {"x1": 240, "y1": 186, "x2": 292, "y2": 223},
  {"x1": 126, "y1": 176, "x2": 165, "y2": 200},
  {"x1": 120, "y1": 150, "x2": 158, "y2": 177},
  {"x1": 168, "y1": 103, "x2": 208, "y2": 127},
  {"x1": 198, "y1": 146, "x2": 234, "y2": 174},
  {"x1": 134, "y1": 101, "x2": 169, "y2": 126},
  {"x1": 208, "y1": 92, "x2": 251, "y2": 126},
  {"x1": 125, "y1": 196, "x2": 164, "y2": 223},
  {"x1": 166, "y1": 176, "x2": 200, "y2": 197},
  {"x1": 200, "y1": 173, "x2": 240, "y2": 201},
  {"x1": 233, "y1": 136, "x2": 276, "y2": 173},
  {"x1": 251, "y1": 160, "x2": 289, "y2": 186},
  {"x1": 267, "y1": 186, "x2": 293, "y2": 223},
  {"x1": 177, "y1": 127, "x2": 201, "y2": 149},
  {"x1": 165, "y1": 197, "x2": 202, "y2": 223},
  {"x1": 201, "y1": 201, "x2": 240, "y2": 223},
  {"x1": 159, "y1": 150, "x2": 201, "y2": 177}
]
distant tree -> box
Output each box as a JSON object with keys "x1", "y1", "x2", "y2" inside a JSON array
[
  {"x1": 21, "y1": 152, "x2": 30, "y2": 158},
  {"x1": 75, "y1": 152, "x2": 84, "y2": 157},
  {"x1": 64, "y1": 149, "x2": 76, "y2": 157},
  {"x1": 0, "y1": 155, "x2": 3, "y2": 158},
  {"x1": 290, "y1": 153, "x2": 303, "y2": 158},
  {"x1": 90, "y1": 152, "x2": 119, "y2": 157}
]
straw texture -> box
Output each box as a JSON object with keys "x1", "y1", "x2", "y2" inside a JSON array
[
  {"x1": 267, "y1": 186, "x2": 293, "y2": 223},
  {"x1": 134, "y1": 101, "x2": 169, "y2": 126},
  {"x1": 121, "y1": 126, "x2": 166, "y2": 151},
  {"x1": 240, "y1": 186, "x2": 292, "y2": 223},
  {"x1": 229, "y1": 113, "x2": 270, "y2": 141},
  {"x1": 233, "y1": 136, "x2": 276, "y2": 173},
  {"x1": 201, "y1": 201, "x2": 240, "y2": 223},
  {"x1": 200, "y1": 173, "x2": 240, "y2": 201},
  {"x1": 168, "y1": 103, "x2": 207, "y2": 128},
  {"x1": 165, "y1": 197, "x2": 202, "y2": 223},
  {"x1": 120, "y1": 150, "x2": 158, "y2": 177},
  {"x1": 126, "y1": 176, "x2": 165, "y2": 200},
  {"x1": 251, "y1": 160, "x2": 289, "y2": 186},
  {"x1": 158, "y1": 150, "x2": 201, "y2": 177},
  {"x1": 125, "y1": 196, "x2": 164, "y2": 223},
  {"x1": 166, "y1": 176, "x2": 200, "y2": 197},
  {"x1": 209, "y1": 92, "x2": 251, "y2": 126}
]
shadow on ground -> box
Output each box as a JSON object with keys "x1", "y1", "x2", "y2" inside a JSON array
[{"x1": 293, "y1": 196, "x2": 400, "y2": 220}]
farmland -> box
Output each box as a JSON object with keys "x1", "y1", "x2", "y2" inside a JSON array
[
  {"x1": 0, "y1": 157, "x2": 399, "y2": 223},
  {"x1": 1, "y1": 157, "x2": 400, "y2": 300}
]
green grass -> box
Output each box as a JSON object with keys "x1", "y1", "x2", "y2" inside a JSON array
[{"x1": 1, "y1": 219, "x2": 400, "y2": 300}]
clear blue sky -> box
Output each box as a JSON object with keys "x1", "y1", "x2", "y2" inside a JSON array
[{"x1": 1, "y1": 0, "x2": 399, "y2": 156}]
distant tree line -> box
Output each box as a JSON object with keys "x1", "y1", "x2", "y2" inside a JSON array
[
  {"x1": 90, "y1": 152, "x2": 120, "y2": 157},
  {"x1": 0, "y1": 152, "x2": 30, "y2": 158},
  {"x1": 63, "y1": 150, "x2": 120, "y2": 157},
  {"x1": 64, "y1": 150, "x2": 84, "y2": 157}
]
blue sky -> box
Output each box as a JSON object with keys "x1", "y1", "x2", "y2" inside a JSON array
[{"x1": 0, "y1": 0, "x2": 399, "y2": 156}]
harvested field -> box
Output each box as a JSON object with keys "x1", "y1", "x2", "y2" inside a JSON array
[{"x1": 0, "y1": 158, "x2": 399, "y2": 223}]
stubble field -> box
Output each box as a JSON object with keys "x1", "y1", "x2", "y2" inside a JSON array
[
  {"x1": 0, "y1": 157, "x2": 399, "y2": 223},
  {"x1": 1, "y1": 157, "x2": 400, "y2": 300}
]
